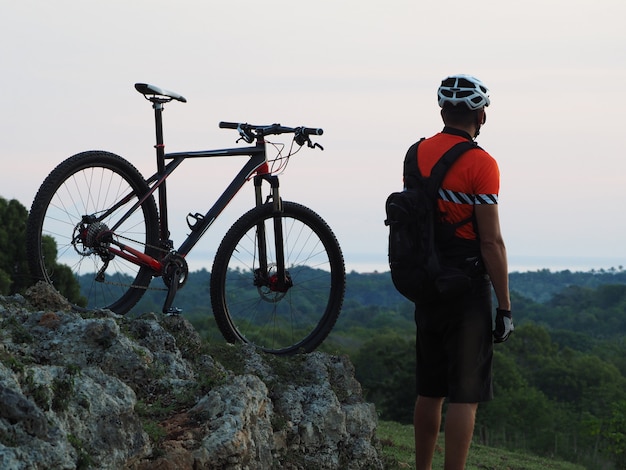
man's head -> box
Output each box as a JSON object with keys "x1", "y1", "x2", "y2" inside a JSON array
[{"x1": 438, "y1": 74, "x2": 490, "y2": 137}]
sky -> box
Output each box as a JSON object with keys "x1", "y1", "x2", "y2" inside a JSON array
[{"x1": 2, "y1": 0, "x2": 625, "y2": 274}]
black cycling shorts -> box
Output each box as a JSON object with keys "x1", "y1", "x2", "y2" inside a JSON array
[{"x1": 414, "y1": 277, "x2": 494, "y2": 403}]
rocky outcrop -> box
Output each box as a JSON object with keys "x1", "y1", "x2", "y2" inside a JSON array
[{"x1": 0, "y1": 283, "x2": 383, "y2": 469}]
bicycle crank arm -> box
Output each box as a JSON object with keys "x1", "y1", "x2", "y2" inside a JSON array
[{"x1": 161, "y1": 267, "x2": 182, "y2": 315}]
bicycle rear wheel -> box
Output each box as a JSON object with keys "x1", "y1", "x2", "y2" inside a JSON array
[
  {"x1": 26, "y1": 151, "x2": 160, "y2": 314},
  {"x1": 210, "y1": 201, "x2": 345, "y2": 355}
]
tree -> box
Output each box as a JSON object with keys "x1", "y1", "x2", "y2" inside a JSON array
[
  {"x1": 352, "y1": 332, "x2": 416, "y2": 423},
  {"x1": 478, "y1": 350, "x2": 558, "y2": 452},
  {"x1": 0, "y1": 195, "x2": 84, "y2": 304},
  {"x1": 603, "y1": 400, "x2": 626, "y2": 467},
  {"x1": 0, "y1": 197, "x2": 30, "y2": 294}
]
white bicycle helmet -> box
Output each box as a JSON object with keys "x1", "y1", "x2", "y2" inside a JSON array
[{"x1": 438, "y1": 74, "x2": 490, "y2": 110}]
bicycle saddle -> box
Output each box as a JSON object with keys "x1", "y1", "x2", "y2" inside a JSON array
[{"x1": 134, "y1": 83, "x2": 187, "y2": 103}]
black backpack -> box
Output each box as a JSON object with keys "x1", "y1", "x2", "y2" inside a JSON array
[{"x1": 385, "y1": 139, "x2": 478, "y2": 302}]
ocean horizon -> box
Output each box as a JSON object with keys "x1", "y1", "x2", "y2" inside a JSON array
[
  {"x1": 343, "y1": 254, "x2": 626, "y2": 275},
  {"x1": 182, "y1": 250, "x2": 626, "y2": 275}
]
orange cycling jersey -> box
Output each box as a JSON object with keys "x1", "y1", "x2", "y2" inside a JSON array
[{"x1": 410, "y1": 128, "x2": 500, "y2": 241}]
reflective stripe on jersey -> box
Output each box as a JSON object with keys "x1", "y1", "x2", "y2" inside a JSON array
[{"x1": 439, "y1": 188, "x2": 498, "y2": 205}]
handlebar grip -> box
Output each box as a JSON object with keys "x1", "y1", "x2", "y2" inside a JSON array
[
  {"x1": 219, "y1": 121, "x2": 240, "y2": 129},
  {"x1": 300, "y1": 127, "x2": 323, "y2": 136}
]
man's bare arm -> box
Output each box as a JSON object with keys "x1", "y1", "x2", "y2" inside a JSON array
[{"x1": 474, "y1": 204, "x2": 511, "y2": 311}]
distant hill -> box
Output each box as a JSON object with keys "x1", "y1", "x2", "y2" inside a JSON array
[
  {"x1": 109, "y1": 267, "x2": 626, "y2": 347},
  {"x1": 508, "y1": 267, "x2": 626, "y2": 302},
  {"x1": 344, "y1": 268, "x2": 626, "y2": 304},
  {"x1": 120, "y1": 267, "x2": 626, "y2": 316}
]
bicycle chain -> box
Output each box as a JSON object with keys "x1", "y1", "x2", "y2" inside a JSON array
[
  {"x1": 99, "y1": 279, "x2": 168, "y2": 291},
  {"x1": 96, "y1": 231, "x2": 171, "y2": 291}
]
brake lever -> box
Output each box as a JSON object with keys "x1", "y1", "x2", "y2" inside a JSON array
[
  {"x1": 295, "y1": 131, "x2": 324, "y2": 151},
  {"x1": 237, "y1": 124, "x2": 255, "y2": 144}
]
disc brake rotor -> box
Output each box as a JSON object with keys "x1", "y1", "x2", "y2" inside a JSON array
[{"x1": 255, "y1": 263, "x2": 291, "y2": 303}]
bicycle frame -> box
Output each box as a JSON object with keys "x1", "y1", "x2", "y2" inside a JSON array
[
  {"x1": 96, "y1": 98, "x2": 289, "y2": 314},
  {"x1": 108, "y1": 99, "x2": 280, "y2": 267}
]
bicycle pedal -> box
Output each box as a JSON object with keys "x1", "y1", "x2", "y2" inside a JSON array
[
  {"x1": 165, "y1": 307, "x2": 183, "y2": 316},
  {"x1": 186, "y1": 212, "x2": 204, "y2": 230}
]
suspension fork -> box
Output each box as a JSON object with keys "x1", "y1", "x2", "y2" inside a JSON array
[{"x1": 254, "y1": 174, "x2": 291, "y2": 291}]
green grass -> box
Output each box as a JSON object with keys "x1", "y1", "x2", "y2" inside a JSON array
[{"x1": 377, "y1": 420, "x2": 587, "y2": 470}]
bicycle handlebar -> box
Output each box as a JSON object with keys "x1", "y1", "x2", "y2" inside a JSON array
[
  {"x1": 219, "y1": 121, "x2": 323, "y2": 138},
  {"x1": 298, "y1": 127, "x2": 324, "y2": 136}
]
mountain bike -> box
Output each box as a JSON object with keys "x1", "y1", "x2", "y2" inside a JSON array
[{"x1": 26, "y1": 83, "x2": 345, "y2": 355}]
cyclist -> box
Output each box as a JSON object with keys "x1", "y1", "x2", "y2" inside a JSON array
[{"x1": 410, "y1": 74, "x2": 513, "y2": 470}]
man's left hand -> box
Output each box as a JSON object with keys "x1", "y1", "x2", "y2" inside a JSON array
[{"x1": 493, "y1": 308, "x2": 514, "y2": 343}]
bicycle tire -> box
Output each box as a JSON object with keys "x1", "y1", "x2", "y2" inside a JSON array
[
  {"x1": 210, "y1": 201, "x2": 345, "y2": 355},
  {"x1": 26, "y1": 150, "x2": 160, "y2": 314}
]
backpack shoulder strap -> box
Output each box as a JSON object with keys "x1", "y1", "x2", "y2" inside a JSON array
[
  {"x1": 403, "y1": 138, "x2": 480, "y2": 191},
  {"x1": 402, "y1": 138, "x2": 424, "y2": 189},
  {"x1": 428, "y1": 140, "x2": 481, "y2": 231},
  {"x1": 427, "y1": 140, "x2": 479, "y2": 193}
]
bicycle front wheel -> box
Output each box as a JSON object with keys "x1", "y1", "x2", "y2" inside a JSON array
[
  {"x1": 210, "y1": 201, "x2": 345, "y2": 355},
  {"x1": 26, "y1": 151, "x2": 160, "y2": 314}
]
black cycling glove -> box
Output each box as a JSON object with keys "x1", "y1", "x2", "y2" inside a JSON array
[{"x1": 493, "y1": 308, "x2": 514, "y2": 343}]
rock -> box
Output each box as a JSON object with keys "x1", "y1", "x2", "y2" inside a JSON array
[
  {"x1": 0, "y1": 288, "x2": 383, "y2": 469},
  {"x1": 24, "y1": 281, "x2": 73, "y2": 312}
]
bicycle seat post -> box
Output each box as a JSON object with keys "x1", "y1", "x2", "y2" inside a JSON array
[
  {"x1": 152, "y1": 100, "x2": 172, "y2": 245},
  {"x1": 153, "y1": 101, "x2": 165, "y2": 154}
]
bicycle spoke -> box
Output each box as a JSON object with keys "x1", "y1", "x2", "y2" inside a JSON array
[
  {"x1": 27, "y1": 151, "x2": 159, "y2": 314},
  {"x1": 211, "y1": 202, "x2": 345, "y2": 355}
]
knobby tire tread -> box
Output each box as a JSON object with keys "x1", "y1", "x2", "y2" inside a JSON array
[
  {"x1": 26, "y1": 151, "x2": 159, "y2": 314},
  {"x1": 210, "y1": 202, "x2": 345, "y2": 355}
]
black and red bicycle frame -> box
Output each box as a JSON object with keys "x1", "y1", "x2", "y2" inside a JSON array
[{"x1": 100, "y1": 98, "x2": 286, "y2": 312}]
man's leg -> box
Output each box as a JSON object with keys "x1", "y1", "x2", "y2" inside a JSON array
[
  {"x1": 414, "y1": 395, "x2": 445, "y2": 470},
  {"x1": 443, "y1": 402, "x2": 478, "y2": 470}
]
